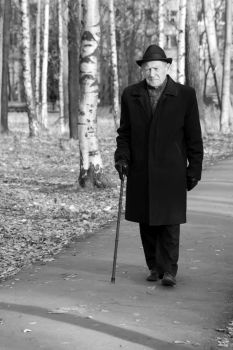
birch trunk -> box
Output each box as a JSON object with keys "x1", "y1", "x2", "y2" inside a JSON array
[
  {"x1": 58, "y1": 0, "x2": 66, "y2": 134},
  {"x1": 1, "y1": 0, "x2": 11, "y2": 133},
  {"x1": 41, "y1": 0, "x2": 50, "y2": 129},
  {"x1": 62, "y1": 0, "x2": 69, "y2": 134},
  {"x1": 109, "y1": 0, "x2": 119, "y2": 129},
  {"x1": 220, "y1": 0, "x2": 232, "y2": 133},
  {"x1": 35, "y1": 0, "x2": 41, "y2": 119},
  {"x1": 177, "y1": 0, "x2": 186, "y2": 84},
  {"x1": 158, "y1": 0, "x2": 165, "y2": 48},
  {"x1": 78, "y1": 0, "x2": 106, "y2": 188},
  {"x1": 68, "y1": 0, "x2": 80, "y2": 139},
  {"x1": 0, "y1": 0, "x2": 3, "y2": 129},
  {"x1": 20, "y1": 0, "x2": 39, "y2": 137},
  {"x1": 203, "y1": 0, "x2": 222, "y2": 107},
  {"x1": 186, "y1": 0, "x2": 206, "y2": 134}
]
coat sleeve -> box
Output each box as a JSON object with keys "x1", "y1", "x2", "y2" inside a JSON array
[
  {"x1": 184, "y1": 89, "x2": 203, "y2": 180},
  {"x1": 114, "y1": 90, "x2": 131, "y2": 163}
]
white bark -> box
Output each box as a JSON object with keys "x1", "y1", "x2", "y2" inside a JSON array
[
  {"x1": 109, "y1": 0, "x2": 120, "y2": 129},
  {"x1": 58, "y1": 0, "x2": 66, "y2": 134},
  {"x1": 0, "y1": 0, "x2": 3, "y2": 122},
  {"x1": 62, "y1": 0, "x2": 69, "y2": 134},
  {"x1": 35, "y1": 0, "x2": 41, "y2": 119},
  {"x1": 203, "y1": 0, "x2": 222, "y2": 103},
  {"x1": 158, "y1": 0, "x2": 165, "y2": 48},
  {"x1": 177, "y1": 0, "x2": 186, "y2": 84},
  {"x1": 41, "y1": 0, "x2": 50, "y2": 129},
  {"x1": 203, "y1": 0, "x2": 233, "y2": 129},
  {"x1": 220, "y1": 0, "x2": 232, "y2": 133},
  {"x1": 20, "y1": 0, "x2": 39, "y2": 137},
  {"x1": 78, "y1": 0, "x2": 104, "y2": 187}
]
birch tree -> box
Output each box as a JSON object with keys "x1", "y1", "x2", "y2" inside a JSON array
[
  {"x1": 158, "y1": 0, "x2": 165, "y2": 48},
  {"x1": 68, "y1": 0, "x2": 80, "y2": 139},
  {"x1": 186, "y1": 0, "x2": 206, "y2": 133},
  {"x1": 63, "y1": 0, "x2": 70, "y2": 134},
  {"x1": 78, "y1": 0, "x2": 106, "y2": 188},
  {"x1": 35, "y1": 0, "x2": 41, "y2": 119},
  {"x1": 20, "y1": 0, "x2": 39, "y2": 137},
  {"x1": 58, "y1": 0, "x2": 66, "y2": 134},
  {"x1": 177, "y1": 0, "x2": 186, "y2": 84},
  {"x1": 109, "y1": 0, "x2": 119, "y2": 129},
  {"x1": 203, "y1": 0, "x2": 233, "y2": 128},
  {"x1": 203, "y1": 0, "x2": 222, "y2": 107},
  {"x1": 0, "y1": 0, "x2": 11, "y2": 134},
  {"x1": 41, "y1": 0, "x2": 50, "y2": 129},
  {"x1": 0, "y1": 1, "x2": 3, "y2": 122},
  {"x1": 220, "y1": 0, "x2": 232, "y2": 133}
]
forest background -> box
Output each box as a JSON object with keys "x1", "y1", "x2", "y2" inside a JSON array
[{"x1": 0, "y1": 0, "x2": 232, "y2": 281}]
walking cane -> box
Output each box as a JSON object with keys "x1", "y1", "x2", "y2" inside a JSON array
[{"x1": 111, "y1": 175, "x2": 125, "y2": 283}]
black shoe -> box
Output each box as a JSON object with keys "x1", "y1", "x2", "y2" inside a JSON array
[
  {"x1": 161, "y1": 272, "x2": 176, "y2": 286},
  {"x1": 146, "y1": 270, "x2": 159, "y2": 282}
]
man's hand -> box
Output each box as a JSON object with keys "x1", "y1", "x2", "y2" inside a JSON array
[
  {"x1": 115, "y1": 160, "x2": 129, "y2": 180},
  {"x1": 187, "y1": 176, "x2": 198, "y2": 191}
]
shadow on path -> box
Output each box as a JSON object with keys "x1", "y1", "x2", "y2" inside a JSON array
[{"x1": 0, "y1": 302, "x2": 193, "y2": 350}]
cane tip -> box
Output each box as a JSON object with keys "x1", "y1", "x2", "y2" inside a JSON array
[{"x1": 111, "y1": 277, "x2": 115, "y2": 284}]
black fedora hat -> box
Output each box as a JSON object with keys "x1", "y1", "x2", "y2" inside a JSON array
[{"x1": 136, "y1": 45, "x2": 172, "y2": 66}]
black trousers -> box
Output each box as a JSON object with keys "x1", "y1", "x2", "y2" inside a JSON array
[{"x1": 139, "y1": 223, "x2": 180, "y2": 276}]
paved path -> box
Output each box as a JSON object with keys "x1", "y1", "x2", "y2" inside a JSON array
[{"x1": 1, "y1": 158, "x2": 233, "y2": 350}]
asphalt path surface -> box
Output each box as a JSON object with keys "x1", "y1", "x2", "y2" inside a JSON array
[{"x1": 1, "y1": 158, "x2": 233, "y2": 350}]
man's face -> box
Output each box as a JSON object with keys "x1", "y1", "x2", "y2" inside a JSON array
[{"x1": 142, "y1": 61, "x2": 169, "y2": 87}]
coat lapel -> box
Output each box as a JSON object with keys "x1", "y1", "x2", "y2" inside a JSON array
[{"x1": 130, "y1": 80, "x2": 152, "y2": 121}]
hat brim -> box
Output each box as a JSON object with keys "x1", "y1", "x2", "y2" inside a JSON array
[{"x1": 136, "y1": 58, "x2": 172, "y2": 66}]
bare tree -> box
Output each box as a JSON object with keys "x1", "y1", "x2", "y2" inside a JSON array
[
  {"x1": 68, "y1": 0, "x2": 80, "y2": 139},
  {"x1": 41, "y1": 0, "x2": 50, "y2": 129},
  {"x1": 109, "y1": 0, "x2": 119, "y2": 129},
  {"x1": 35, "y1": 0, "x2": 41, "y2": 119},
  {"x1": 78, "y1": 0, "x2": 107, "y2": 188},
  {"x1": 158, "y1": 0, "x2": 165, "y2": 48},
  {"x1": 61, "y1": 0, "x2": 69, "y2": 134},
  {"x1": 203, "y1": 0, "x2": 222, "y2": 107},
  {"x1": 0, "y1": 0, "x2": 11, "y2": 134},
  {"x1": 20, "y1": 0, "x2": 39, "y2": 137},
  {"x1": 177, "y1": 0, "x2": 186, "y2": 84},
  {"x1": 186, "y1": 0, "x2": 206, "y2": 134},
  {"x1": 220, "y1": 0, "x2": 232, "y2": 133},
  {"x1": 57, "y1": 0, "x2": 69, "y2": 135}
]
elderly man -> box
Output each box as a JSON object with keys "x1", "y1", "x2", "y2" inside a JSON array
[{"x1": 115, "y1": 44, "x2": 203, "y2": 287}]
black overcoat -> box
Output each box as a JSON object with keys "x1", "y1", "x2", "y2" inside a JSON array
[{"x1": 115, "y1": 75, "x2": 203, "y2": 225}]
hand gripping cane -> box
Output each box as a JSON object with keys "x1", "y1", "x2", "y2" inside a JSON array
[{"x1": 111, "y1": 176, "x2": 125, "y2": 283}]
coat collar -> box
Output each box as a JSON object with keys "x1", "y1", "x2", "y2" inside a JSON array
[
  {"x1": 129, "y1": 75, "x2": 178, "y2": 120},
  {"x1": 131, "y1": 75, "x2": 178, "y2": 97}
]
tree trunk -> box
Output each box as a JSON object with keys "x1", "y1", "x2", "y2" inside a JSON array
[
  {"x1": 203, "y1": 0, "x2": 233, "y2": 129},
  {"x1": 68, "y1": 0, "x2": 80, "y2": 139},
  {"x1": 58, "y1": 0, "x2": 66, "y2": 134},
  {"x1": 220, "y1": 0, "x2": 232, "y2": 133},
  {"x1": 186, "y1": 0, "x2": 206, "y2": 134},
  {"x1": 35, "y1": 0, "x2": 41, "y2": 120},
  {"x1": 177, "y1": 0, "x2": 186, "y2": 84},
  {"x1": 41, "y1": 0, "x2": 50, "y2": 129},
  {"x1": 0, "y1": 0, "x2": 11, "y2": 134},
  {"x1": 158, "y1": 0, "x2": 165, "y2": 48},
  {"x1": 203, "y1": 0, "x2": 222, "y2": 107},
  {"x1": 62, "y1": 0, "x2": 69, "y2": 134},
  {"x1": 20, "y1": 0, "x2": 39, "y2": 137},
  {"x1": 78, "y1": 0, "x2": 106, "y2": 188},
  {"x1": 109, "y1": 0, "x2": 120, "y2": 129},
  {"x1": 0, "y1": 1, "x2": 3, "y2": 117}
]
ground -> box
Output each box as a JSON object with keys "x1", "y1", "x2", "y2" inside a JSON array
[
  {"x1": 1, "y1": 109, "x2": 233, "y2": 282},
  {"x1": 1, "y1": 157, "x2": 233, "y2": 349}
]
